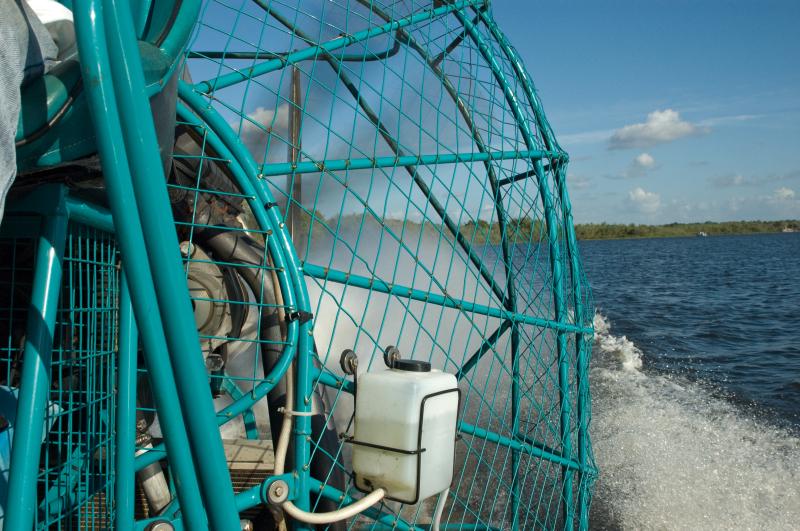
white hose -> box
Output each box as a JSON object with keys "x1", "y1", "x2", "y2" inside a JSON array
[
  {"x1": 281, "y1": 488, "x2": 387, "y2": 525},
  {"x1": 431, "y1": 488, "x2": 449, "y2": 531},
  {"x1": 272, "y1": 356, "x2": 385, "y2": 524}
]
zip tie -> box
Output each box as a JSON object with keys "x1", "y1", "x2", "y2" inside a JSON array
[
  {"x1": 277, "y1": 406, "x2": 315, "y2": 417},
  {"x1": 286, "y1": 310, "x2": 314, "y2": 324}
]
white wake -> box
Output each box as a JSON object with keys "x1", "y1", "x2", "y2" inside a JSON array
[{"x1": 590, "y1": 313, "x2": 800, "y2": 530}]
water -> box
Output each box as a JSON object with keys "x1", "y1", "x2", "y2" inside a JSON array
[{"x1": 581, "y1": 233, "x2": 800, "y2": 529}]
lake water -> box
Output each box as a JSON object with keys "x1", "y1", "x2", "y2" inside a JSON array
[{"x1": 580, "y1": 233, "x2": 800, "y2": 529}]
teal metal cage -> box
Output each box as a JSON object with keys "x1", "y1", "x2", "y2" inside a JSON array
[{"x1": 1, "y1": 1, "x2": 596, "y2": 529}]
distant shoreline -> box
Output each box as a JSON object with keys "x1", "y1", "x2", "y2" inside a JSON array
[
  {"x1": 297, "y1": 212, "x2": 799, "y2": 245},
  {"x1": 456, "y1": 218, "x2": 800, "y2": 244},
  {"x1": 573, "y1": 220, "x2": 799, "y2": 241}
]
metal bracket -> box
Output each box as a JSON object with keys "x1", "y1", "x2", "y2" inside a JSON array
[
  {"x1": 286, "y1": 310, "x2": 313, "y2": 324},
  {"x1": 342, "y1": 436, "x2": 426, "y2": 456},
  {"x1": 261, "y1": 474, "x2": 296, "y2": 505}
]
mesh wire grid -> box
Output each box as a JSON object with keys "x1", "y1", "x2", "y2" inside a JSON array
[
  {"x1": 1, "y1": 0, "x2": 595, "y2": 528},
  {"x1": 176, "y1": 0, "x2": 597, "y2": 528},
  {"x1": 0, "y1": 221, "x2": 119, "y2": 529}
]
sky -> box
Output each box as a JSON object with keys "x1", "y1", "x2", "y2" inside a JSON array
[{"x1": 492, "y1": 0, "x2": 800, "y2": 224}]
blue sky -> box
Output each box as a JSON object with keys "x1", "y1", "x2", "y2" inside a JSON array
[{"x1": 493, "y1": 0, "x2": 800, "y2": 224}]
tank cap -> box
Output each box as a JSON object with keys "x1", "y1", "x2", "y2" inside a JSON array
[{"x1": 393, "y1": 359, "x2": 431, "y2": 372}]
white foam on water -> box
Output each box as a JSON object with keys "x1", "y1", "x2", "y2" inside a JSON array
[{"x1": 591, "y1": 313, "x2": 800, "y2": 530}]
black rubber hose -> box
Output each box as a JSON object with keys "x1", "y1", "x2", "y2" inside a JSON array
[{"x1": 200, "y1": 230, "x2": 346, "y2": 528}]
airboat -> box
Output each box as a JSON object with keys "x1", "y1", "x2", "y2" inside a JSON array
[{"x1": 1, "y1": 1, "x2": 595, "y2": 529}]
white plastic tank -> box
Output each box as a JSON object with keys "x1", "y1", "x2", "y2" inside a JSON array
[{"x1": 351, "y1": 359, "x2": 459, "y2": 503}]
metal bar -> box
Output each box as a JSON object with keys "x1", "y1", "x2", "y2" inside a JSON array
[
  {"x1": 102, "y1": 3, "x2": 241, "y2": 528},
  {"x1": 453, "y1": 11, "x2": 575, "y2": 526},
  {"x1": 219, "y1": 378, "x2": 259, "y2": 440},
  {"x1": 232, "y1": 473, "x2": 295, "y2": 513},
  {"x1": 176, "y1": 83, "x2": 317, "y2": 528},
  {"x1": 292, "y1": 324, "x2": 315, "y2": 530},
  {"x1": 489, "y1": 2, "x2": 593, "y2": 515},
  {"x1": 5, "y1": 208, "x2": 67, "y2": 531},
  {"x1": 188, "y1": 50, "x2": 284, "y2": 60},
  {"x1": 250, "y1": 0, "x2": 403, "y2": 63},
  {"x1": 301, "y1": 263, "x2": 591, "y2": 335},
  {"x1": 116, "y1": 272, "x2": 138, "y2": 531},
  {"x1": 455, "y1": 320, "x2": 512, "y2": 380},
  {"x1": 350, "y1": 1, "x2": 522, "y2": 320},
  {"x1": 496, "y1": 168, "x2": 540, "y2": 188},
  {"x1": 429, "y1": 9, "x2": 481, "y2": 68},
  {"x1": 553, "y1": 160, "x2": 591, "y2": 530},
  {"x1": 73, "y1": 3, "x2": 208, "y2": 527},
  {"x1": 260, "y1": 2, "x2": 514, "y2": 307},
  {"x1": 474, "y1": 9, "x2": 561, "y2": 154},
  {"x1": 537, "y1": 160, "x2": 574, "y2": 527},
  {"x1": 317, "y1": 69, "x2": 510, "y2": 306},
  {"x1": 345, "y1": 13, "x2": 526, "y2": 521},
  {"x1": 64, "y1": 196, "x2": 115, "y2": 233},
  {"x1": 258, "y1": 149, "x2": 559, "y2": 177},
  {"x1": 458, "y1": 422, "x2": 579, "y2": 472},
  {"x1": 312, "y1": 367, "x2": 355, "y2": 395},
  {"x1": 510, "y1": 321, "x2": 521, "y2": 530},
  {"x1": 514, "y1": 431, "x2": 565, "y2": 461},
  {"x1": 189, "y1": 49, "x2": 400, "y2": 61},
  {"x1": 194, "y1": 0, "x2": 481, "y2": 93},
  {"x1": 287, "y1": 66, "x2": 303, "y2": 245}
]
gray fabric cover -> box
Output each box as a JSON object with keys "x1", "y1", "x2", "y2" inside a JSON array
[{"x1": 0, "y1": 0, "x2": 58, "y2": 221}]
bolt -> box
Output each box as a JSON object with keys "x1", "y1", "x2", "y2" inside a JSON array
[{"x1": 268, "y1": 479, "x2": 290, "y2": 503}]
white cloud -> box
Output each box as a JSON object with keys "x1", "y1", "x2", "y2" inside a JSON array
[
  {"x1": 773, "y1": 187, "x2": 796, "y2": 201},
  {"x1": 241, "y1": 104, "x2": 290, "y2": 137},
  {"x1": 609, "y1": 109, "x2": 707, "y2": 150},
  {"x1": 605, "y1": 153, "x2": 657, "y2": 180},
  {"x1": 709, "y1": 170, "x2": 800, "y2": 188},
  {"x1": 238, "y1": 104, "x2": 291, "y2": 163},
  {"x1": 560, "y1": 111, "x2": 754, "y2": 150},
  {"x1": 627, "y1": 187, "x2": 661, "y2": 214},
  {"x1": 634, "y1": 152, "x2": 655, "y2": 168}
]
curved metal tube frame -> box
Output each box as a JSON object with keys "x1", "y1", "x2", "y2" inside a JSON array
[{"x1": 6, "y1": 1, "x2": 593, "y2": 529}]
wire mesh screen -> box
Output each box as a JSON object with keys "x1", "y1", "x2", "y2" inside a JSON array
[
  {"x1": 0, "y1": 222, "x2": 119, "y2": 529},
  {"x1": 183, "y1": 0, "x2": 596, "y2": 528}
]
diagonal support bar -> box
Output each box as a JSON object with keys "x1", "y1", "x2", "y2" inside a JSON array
[
  {"x1": 455, "y1": 320, "x2": 513, "y2": 380},
  {"x1": 302, "y1": 263, "x2": 591, "y2": 335},
  {"x1": 195, "y1": 0, "x2": 482, "y2": 93}
]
